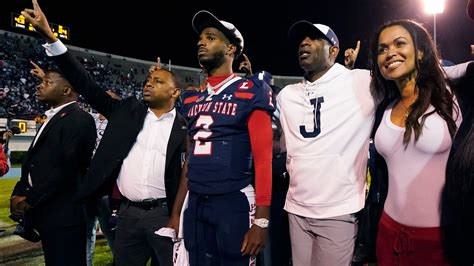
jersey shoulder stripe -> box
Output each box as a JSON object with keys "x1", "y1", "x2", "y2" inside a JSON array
[
  {"x1": 183, "y1": 95, "x2": 199, "y2": 104},
  {"x1": 234, "y1": 92, "x2": 255, "y2": 99}
]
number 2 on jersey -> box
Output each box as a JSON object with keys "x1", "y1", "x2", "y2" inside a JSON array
[{"x1": 193, "y1": 115, "x2": 214, "y2": 155}]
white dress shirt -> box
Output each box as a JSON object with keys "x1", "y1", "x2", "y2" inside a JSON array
[{"x1": 117, "y1": 108, "x2": 176, "y2": 201}]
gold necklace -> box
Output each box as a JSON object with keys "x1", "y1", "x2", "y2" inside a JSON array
[{"x1": 399, "y1": 99, "x2": 412, "y2": 118}]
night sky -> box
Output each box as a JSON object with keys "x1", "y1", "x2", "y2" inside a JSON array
[{"x1": 2, "y1": 0, "x2": 474, "y2": 76}]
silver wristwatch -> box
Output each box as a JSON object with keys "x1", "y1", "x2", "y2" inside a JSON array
[{"x1": 253, "y1": 218, "x2": 269, "y2": 228}]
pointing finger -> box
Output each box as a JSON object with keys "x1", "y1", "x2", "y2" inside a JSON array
[
  {"x1": 32, "y1": 0, "x2": 43, "y2": 13},
  {"x1": 30, "y1": 61, "x2": 40, "y2": 68},
  {"x1": 355, "y1": 40, "x2": 361, "y2": 53}
]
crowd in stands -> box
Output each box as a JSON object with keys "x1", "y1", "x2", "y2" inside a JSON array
[
  {"x1": 0, "y1": 33, "x2": 48, "y2": 119},
  {"x1": 0, "y1": 32, "x2": 146, "y2": 119}
]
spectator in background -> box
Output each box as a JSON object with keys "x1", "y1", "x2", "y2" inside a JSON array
[
  {"x1": 238, "y1": 53, "x2": 253, "y2": 77},
  {"x1": 0, "y1": 145, "x2": 8, "y2": 177},
  {"x1": 240, "y1": 53, "x2": 292, "y2": 266},
  {"x1": 258, "y1": 71, "x2": 291, "y2": 266},
  {"x1": 0, "y1": 85, "x2": 12, "y2": 177},
  {"x1": 85, "y1": 89, "x2": 121, "y2": 266},
  {"x1": 441, "y1": 43, "x2": 474, "y2": 265},
  {"x1": 0, "y1": 130, "x2": 13, "y2": 176},
  {"x1": 34, "y1": 115, "x2": 42, "y2": 130},
  {"x1": 0, "y1": 125, "x2": 14, "y2": 238}
]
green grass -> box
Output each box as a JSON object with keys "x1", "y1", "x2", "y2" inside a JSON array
[
  {"x1": 0, "y1": 178, "x2": 114, "y2": 265},
  {"x1": 93, "y1": 239, "x2": 114, "y2": 266}
]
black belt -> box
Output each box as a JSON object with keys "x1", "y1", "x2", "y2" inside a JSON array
[{"x1": 122, "y1": 197, "x2": 167, "y2": 210}]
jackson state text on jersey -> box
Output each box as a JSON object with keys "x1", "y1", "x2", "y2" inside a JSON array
[{"x1": 180, "y1": 76, "x2": 275, "y2": 195}]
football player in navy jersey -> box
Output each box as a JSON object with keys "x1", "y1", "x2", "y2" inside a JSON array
[{"x1": 181, "y1": 10, "x2": 275, "y2": 266}]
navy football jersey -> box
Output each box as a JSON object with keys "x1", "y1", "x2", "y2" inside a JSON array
[{"x1": 181, "y1": 75, "x2": 275, "y2": 195}]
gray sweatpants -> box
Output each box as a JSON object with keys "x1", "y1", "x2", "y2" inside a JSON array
[{"x1": 288, "y1": 212, "x2": 358, "y2": 266}]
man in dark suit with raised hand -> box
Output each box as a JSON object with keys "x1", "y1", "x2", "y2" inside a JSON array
[
  {"x1": 21, "y1": 1, "x2": 189, "y2": 265},
  {"x1": 10, "y1": 68, "x2": 97, "y2": 266}
]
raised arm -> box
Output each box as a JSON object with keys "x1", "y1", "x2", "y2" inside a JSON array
[
  {"x1": 149, "y1": 57, "x2": 162, "y2": 74},
  {"x1": 30, "y1": 61, "x2": 45, "y2": 79},
  {"x1": 344, "y1": 40, "x2": 361, "y2": 70},
  {"x1": 21, "y1": 0, "x2": 122, "y2": 118},
  {"x1": 21, "y1": 0, "x2": 57, "y2": 43}
]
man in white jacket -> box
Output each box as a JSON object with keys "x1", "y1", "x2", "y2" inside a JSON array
[{"x1": 277, "y1": 21, "x2": 375, "y2": 266}]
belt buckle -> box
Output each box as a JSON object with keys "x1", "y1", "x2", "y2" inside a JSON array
[{"x1": 141, "y1": 200, "x2": 154, "y2": 210}]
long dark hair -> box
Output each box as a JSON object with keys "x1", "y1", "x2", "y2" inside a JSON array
[{"x1": 369, "y1": 19, "x2": 458, "y2": 145}]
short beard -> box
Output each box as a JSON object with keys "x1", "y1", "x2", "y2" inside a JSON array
[{"x1": 199, "y1": 50, "x2": 227, "y2": 74}]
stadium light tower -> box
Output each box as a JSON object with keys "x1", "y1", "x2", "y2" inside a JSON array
[{"x1": 423, "y1": 0, "x2": 445, "y2": 48}]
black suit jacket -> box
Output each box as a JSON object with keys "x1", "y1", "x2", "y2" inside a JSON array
[
  {"x1": 53, "y1": 51, "x2": 187, "y2": 216},
  {"x1": 12, "y1": 102, "x2": 97, "y2": 228}
]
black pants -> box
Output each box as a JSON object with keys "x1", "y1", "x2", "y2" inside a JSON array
[
  {"x1": 38, "y1": 223, "x2": 87, "y2": 266},
  {"x1": 114, "y1": 201, "x2": 173, "y2": 266},
  {"x1": 269, "y1": 152, "x2": 291, "y2": 266}
]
